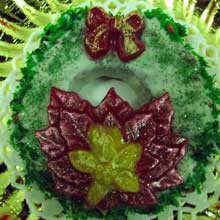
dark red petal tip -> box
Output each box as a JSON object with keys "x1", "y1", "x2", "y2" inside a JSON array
[
  {"x1": 95, "y1": 87, "x2": 133, "y2": 121},
  {"x1": 48, "y1": 106, "x2": 60, "y2": 125},
  {"x1": 55, "y1": 178, "x2": 89, "y2": 198},
  {"x1": 123, "y1": 113, "x2": 156, "y2": 143},
  {"x1": 151, "y1": 169, "x2": 183, "y2": 191},
  {"x1": 139, "y1": 92, "x2": 174, "y2": 136},
  {"x1": 97, "y1": 192, "x2": 120, "y2": 210},
  {"x1": 35, "y1": 127, "x2": 66, "y2": 158},
  {"x1": 50, "y1": 87, "x2": 90, "y2": 113},
  {"x1": 48, "y1": 157, "x2": 91, "y2": 185},
  {"x1": 59, "y1": 110, "x2": 93, "y2": 148},
  {"x1": 120, "y1": 187, "x2": 157, "y2": 207}
]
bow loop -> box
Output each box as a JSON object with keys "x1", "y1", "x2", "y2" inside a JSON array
[
  {"x1": 84, "y1": 7, "x2": 145, "y2": 62},
  {"x1": 84, "y1": 7, "x2": 112, "y2": 60},
  {"x1": 86, "y1": 7, "x2": 110, "y2": 30},
  {"x1": 125, "y1": 12, "x2": 145, "y2": 32}
]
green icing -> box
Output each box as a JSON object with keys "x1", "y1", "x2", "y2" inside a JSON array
[{"x1": 9, "y1": 7, "x2": 220, "y2": 220}]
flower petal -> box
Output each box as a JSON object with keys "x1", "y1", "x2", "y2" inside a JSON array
[
  {"x1": 87, "y1": 181, "x2": 110, "y2": 206},
  {"x1": 94, "y1": 88, "x2": 133, "y2": 122},
  {"x1": 97, "y1": 192, "x2": 120, "y2": 210},
  {"x1": 148, "y1": 161, "x2": 177, "y2": 181},
  {"x1": 114, "y1": 171, "x2": 139, "y2": 192},
  {"x1": 103, "y1": 112, "x2": 121, "y2": 128},
  {"x1": 35, "y1": 126, "x2": 66, "y2": 158},
  {"x1": 175, "y1": 143, "x2": 187, "y2": 164},
  {"x1": 47, "y1": 156, "x2": 91, "y2": 186},
  {"x1": 50, "y1": 87, "x2": 90, "y2": 113},
  {"x1": 168, "y1": 133, "x2": 187, "y2": 164},
  {"x1": 140, "y1": 93, "x2": 174, "y2": 136},
  {"x1": 108, "y1": 126, "x2": 126, "y2": 153},
  {"x1": 68, "y1": 150, "x2": 97, "y2": 174},
  {"x1": 150, "y1": 168, "x2": 183, "y2": 191},
  {"x1": 149, "y1": 133, "x2": 187, "y2": 172},
  {"x1": 143, "y1": 144, "x2": 178, "y2": 181},
  {"x1": 87, "y1": 125, "x2": 117, "y2": 162},
  {"x1": 122, "y1": 113, "x2": 156, "y2": 144},
  {"x1": 48, "y1": 106, "x2": 60, "y2": 125},
  {"x1": 144, "y1": 132, "x2": 187, "y2": 181},
  {"x1": 120, "y1": 187, "x2": 156, "y2": 207},
  {"x1": 66, "y1": 136, "x2": 90, "y2": 152},
  {"x1": 156, "y1": 132, "x2": 187, "y2": 149},
  {"x1": 149, "y1": 142, "x2": 180, "y2": 163},
  {"x1": 92, "y1": 101, "x2": 108, "y2": 122},
  {"x1": 136, "y1": 151, "x2": 159, "y2": 177},
  {"x1": 55, "y1": 178, "x2": 89, "y2": 198},
  {"x1": 114, "y1": 144, "x2": 141, "y2": 171},
  {"x1": 59, "y1": 110, "x2": 93, "y2": 148}
]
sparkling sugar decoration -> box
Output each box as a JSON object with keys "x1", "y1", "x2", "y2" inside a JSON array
[{"x1": 35, "y1": 87, "x2": 187, "y2": 210}]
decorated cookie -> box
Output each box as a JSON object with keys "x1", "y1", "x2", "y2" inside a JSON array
[{"x1": 0, "y1": 1, "x2": 220, "y2": 220}]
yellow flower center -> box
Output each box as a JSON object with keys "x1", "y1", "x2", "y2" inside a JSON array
[{"x1": 68, "y1": 125, "x2": 142, "y2": 206}]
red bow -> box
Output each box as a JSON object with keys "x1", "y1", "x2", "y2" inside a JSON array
[{"x1": 84, "y1": 7, "x2": 145, "y2": 62}]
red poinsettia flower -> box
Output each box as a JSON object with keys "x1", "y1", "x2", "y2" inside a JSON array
[{"x1": 35, "y1": 88, "x2": 187, "y2": 210}]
